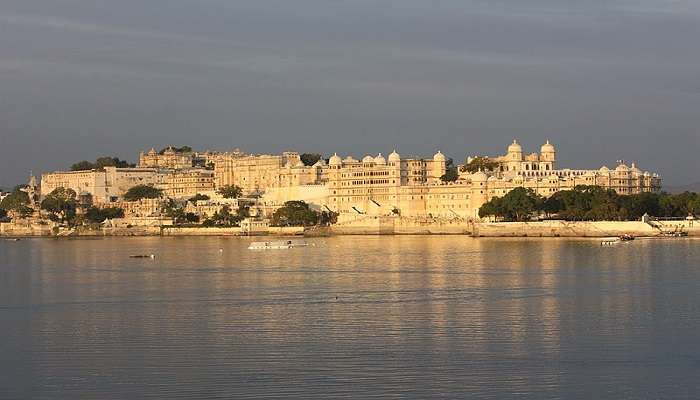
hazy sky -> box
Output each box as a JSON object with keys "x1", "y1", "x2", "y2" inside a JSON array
[{"x1": 1, "y1": 0, "x2": 699, "y2": 187}]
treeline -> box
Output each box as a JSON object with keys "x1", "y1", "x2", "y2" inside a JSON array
[
  {"x1": 271, "y1": 201, "x2": 337, "y2": 227},
  {"x1": 479, "y1": 186, "x2": 700, "y2": 222},
  {"x1": 71, "y1": 156, "x2": 135, "y2": 171}
]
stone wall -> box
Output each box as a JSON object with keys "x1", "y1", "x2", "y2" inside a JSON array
[
  {"x1": 473, "y1": 220, "x2": 700, "y2": 237},
  {"x1": 0, "y1": 221, "x2": 55, "y2": 236},
  {"x1": 162, "y1": 226, "x2": 304, "y2": 236},
  {"x1": 329, "y1": 215, "x2": 471, "y2": 235}
]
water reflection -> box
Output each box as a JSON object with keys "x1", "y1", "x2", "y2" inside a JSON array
[{"x1": 1, "y1": 236, "x2": 699, "y2": 399}]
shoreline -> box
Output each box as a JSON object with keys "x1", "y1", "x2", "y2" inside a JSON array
[{"x1": 2, "y1": 219, "x2": 697, "y2": 238}]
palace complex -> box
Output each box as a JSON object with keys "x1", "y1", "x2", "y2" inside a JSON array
[{"x1": 37, "y1": 140, "x2": 661, "y2": 221}]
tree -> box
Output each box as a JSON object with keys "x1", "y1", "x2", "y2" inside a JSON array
[
  {"x1": 0, "y1": 189, "x2": 29, "y2": 212},
  {"x1": 188, "y1": 193, "x2": 210, "y2": 203},
  {"x1": 123, "y1": 185, "x2": 163, "y2": 201},
  {"x1": 41, "y1": 187, "x2": 78, "y2": 223},
  {"x1": 465, "y1": 156, "x2": 499, "y2": 173},
  {"x1": 440, "y1": 167, "x2": 459, "y2": 182},
  {"x1": 85, "y1": 206, "x2": 124, "y2": 223},
  {"x1": 95, "y1": 157, "x2": 134, "y2": 169},
  {"x1": 71, "y1": 160, "x2": 95, "y2": 171},
  {"x1": 202, "y1": 205, "x2": 247, "y2": 226},
  {"x1": 159, "y1": 146, "x2": 192, "y2": 154},
  {"x1": 319, "y1": 210, "x2": 339, "y2": 226},
  {"x1": 300, "y1": 153, "x2": 323, "y2": 166},
  {"x1": 71, "y1": 157, "x2": 134, "y2": 171},
  {"x1": 271, "y1": 201, "x2": 319, "y2": 226},
  {"x1": 479, "y1": 187, "x2": 543, "y2": 221},
  {"x1": 0, "y1": 208, "x2": 6, "y2": 220},
  {"x1": 217, "y1": 185, "x2": 243, "y2": 199},
  {"x1": 689, "y1": 198, "x2": 700, "y2": 216}
]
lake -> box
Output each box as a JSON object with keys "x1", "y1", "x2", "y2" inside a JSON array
[{"x1": 1, "y1": 236, "x2": 699, "y2": 399}]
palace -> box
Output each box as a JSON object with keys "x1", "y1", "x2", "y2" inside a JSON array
[
  {"x1": 161, "y1": 169, "x2": 215, "y2": 199},
  {"x1": 138, "y1": 147, "x2": 193, "y2": 169},
  {"x1": 138, "y1": 147, "x2": 219, "y2": 170},
  {"x1": 261, "y1": 140, "x2": 661, "y2": 219},
  {"x1": 213, "y1": 150, "x2": 321, "y2": 194},
  {"x1": 37, "y1": 140, "x2": 662, "y2": 221},
  {"x1": 40, "y1": 167, "x2": 168, "y2": 204}
]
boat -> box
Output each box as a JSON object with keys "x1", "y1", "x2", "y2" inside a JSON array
[
  {"x1": 248, "y1": 240, "x2": 308, "y2": 250},
  {"x1": 662, "y1": 231, "x2": 688, "y2": 238},
  {"x1": 129, "y1": 254, "x2": 155, "y2": 259},
  {"x1": 601, "y1": 237, "x2": 621, "y2": 246},
  {"x1": 4, "y1": 238, "x2": 21, "y2": 241},
  {"x1": 619, "y1": 234, "x2": 635, "y2": 241}
]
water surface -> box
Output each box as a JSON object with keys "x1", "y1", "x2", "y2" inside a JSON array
[{"x1": 1, "y1": 236, "x2": 699, "y2": 399}]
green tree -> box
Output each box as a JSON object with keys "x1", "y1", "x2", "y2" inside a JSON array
[
  {"x1": 689, "y1": 196, "x2": 700, "y2": 216},
  {"x1": 270, "y1": 201, "x2": 319, "y2": 226},
  {"x1": 41, "y1": 187, "x2": 78, "y2": 223},
  {"x1": 123, "y1": 185, "x2": 163, "y2": 201},
  {"x1": 71, "y1": 157, "x2": 134, "y2": 171},
  {"x1": 202, "y1": 205, "x2": 247, "y2": 226},
  {"x1": 440, "y1": 167, "x2": 459, "y2": 182},
  {"x1": 85, "y1": 206, "x2": 124, "y2": 223},
  {"x1": 0, "y1": 188, "x2": 29, "y2": 212},
  {"x1": 465, "y1": 156, "x2": 499, "y2": 173},
  {"x1": 188, "y1": 193, "x2": 210, "y2": 203},
  {"x1": 217, "y1": 185, "x2": 243, "y2": 199},
  {"x1": 319, "y1": 210, "x2": 339, "y2": 226},
  {"x1": 71, "y1": 160, "x2": 95, "y2": 171},
  {"x1": 159, "y1": 146, "x2": 192, "y2": 154},
  {"x1": 95, "y1": 157, "x2": 134, "y2": 169},
  {"x1": 300, "y1": 153, "x2": 323, "y2": 166},
  {"x1": 479, "y1": 187, "x2": 543, "y2": 221}
]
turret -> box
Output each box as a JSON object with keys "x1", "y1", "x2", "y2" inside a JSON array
[
  {"x1": 507, "y1": 140, "x2": 523, "y2": 161},
  {"x1": 432, "y1": 151, "x2": 447, "y2": 182},
  {"x1": 539, "y1": 140, "x2": 556, "y2": 170}
]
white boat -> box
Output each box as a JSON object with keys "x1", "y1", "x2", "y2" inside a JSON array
[
  {"x1": 248, "y1": 240, "x2": 309, "y2": 250},
  {"x1": 601, "y1": 237, "x2": 621, "y2": 245}
]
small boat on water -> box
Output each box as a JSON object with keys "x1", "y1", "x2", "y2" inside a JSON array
[
  {"x1": 662, "y1": 231, "x2": 688, "y2": 238},
  {"x1": 601, "y1": 234, "x2": 635, "y2": 245},
  {"x1": 248, "y1": 240, "x2": 309, "y2": 250},
  {"x1": 619, "y1": 234, "x2": 635, "y2": 241},
  {"x1": 130, "y1": 254, "x2": 155, "y2": 259},
  {"x1": 4, "y1": 238, "x2": 21, "y2": 241}
]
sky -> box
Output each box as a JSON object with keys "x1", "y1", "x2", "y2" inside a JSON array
[{"x1": 1, "y1": 0, "x2": 699, "y2": 188}]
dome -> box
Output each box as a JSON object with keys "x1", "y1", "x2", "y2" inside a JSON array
[
  {"x1": 471, "y1": 170, "x2": 488, "y2": 182},
  {"x1": 344, "y1": 156, "x2": 357, "y2": 163},
  {"x1": 374, "y1": 153, "x2": 386, "y2": 164},
  {"x1": 362, "y1": 155, "x2": 375, "y2": 163},
  {"x1": 599, "y1": 166, "x2": 610, "y2": 173},
  {"x1": 313, "y1": 158, "x2": 326, "y2": 167},
  {"x1": 388, "y1": 150, "x2": 401, "y2": 162},
  {"x1": 507, "y1": 140, "x2": 522, "y2": 153},
  {"x1": 328, "y1": 153, "x2": 342, "y2": 166},
  {"x1": 643, "y1": 171, "x2": 651, "y2": 177},
  {"x1": 615, "y1": 164, "x2": 629, "y2": 172},
  {"x1": 540, "y1": 140, "x2": 555, "y2": 153},
  {"x1": 433, "y1": 150, "x2": 447, "y2": 162}
]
